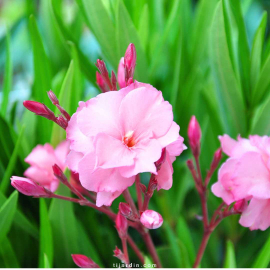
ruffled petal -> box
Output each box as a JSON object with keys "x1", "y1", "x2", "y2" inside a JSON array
[
  {"x1": 55, "y1": 140, "x2": 70, "y2": 167},
  {"x1": 96, "y1": 191, "x2": 123, "y2": 207},
  {"x1": 66, "y1": 151, "x2": 84, "y2": 173},
  {"x1": 156, "y1": 152, "x2": 173, "y2": 190}
]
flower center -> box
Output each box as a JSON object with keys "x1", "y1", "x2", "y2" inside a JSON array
[{"x1": 123, "y1": 131, "x2": 136, "y2": 148}]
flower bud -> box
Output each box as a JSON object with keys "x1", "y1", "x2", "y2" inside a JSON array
[
  {"x1": 124, "y1": 43, "x2": 136, "y2": 73},
  {"x1": 11, "y1": 176, "x2": 48, "y2": 197},
  {"x1": 71, "y1": 254, "x2": 100, "y2": 268},
  {"x1": 113, "y1": 246, "x2": 127, "y2": 263},
  {"x1": 140, "y1": 210, "x2": 163, "y2": 229},
  {"x1": 96, "y1": 72, "x2": 109, "y2": 93},
  {"x1": 211, "y1": 148, "x2": 222, "y2": 169},
  {"x1": 47, "y1": 90, "x2": 59, "y2": 105},
  {"x1": 234, "y1": 199, "x2": 248, "y2": 213},
  {"x1": 56, "y1": 104, "x2": 71, "y2": 121},
  {"x1": 119, "y1": 202, "x2": 132, "y2": 218},
  {"x1": 95, "y1": 59, "x2": 109, "y2": 78},
  {"x1": 115, "y1": 211, "x2": 128, "y2": 237},
  {"x1": 23, "y1": 101, "x2": 55, "y2": 121},
  {"x1": 111, "y1": 71, "x2": 117, "y2": 91},
  {"x1": 139, "y1": 183, "x2": 147, "y2": 194},
  {"x1": 117, "y1": 57, "x2": 126, "y2": 88},
  {"x1": 55, "y1": 116, "x2": 68, "y2": 130},
  {"x1": 188, "y1": 116, "x2": 201, "y2": 157}
]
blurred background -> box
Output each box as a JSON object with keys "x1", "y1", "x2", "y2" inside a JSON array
[{"x1": 1, "y1": 0, "x2": 270, "y2": 268}]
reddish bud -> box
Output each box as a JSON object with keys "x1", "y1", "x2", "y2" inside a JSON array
[
  {"x1": 95, "y1": 59, "x2": 109, "y2": 78},
  {"x1": 155, "y1": 148, "x2": 167, "y2": 171},
  {"x1": 56, "y1": 116, "x2": 68, "y2": 130},
  {"x1": 71, "y1": 254, "x2": 100, "y2": 268},
  {"x1": 234, "y1": 199, "x2": 248, "y2": 213},
  {"x1": 149, "y1": 175, "x2": 158, "y2": 192},
  {"x1": 124, "y1": 43, "x2": 136, "y2": 72},
  {"x1": 117, "y1": 57, "x2": 126, "y2": 88},
  {"x1": 186, "y1": 159, "x2": 195, "y2": 171},
  {"x1": 119, "y1": 202, "x2": 132, "y2": 218},
  {"x1": 52, "y1": 164, "x2": 67, "y2": 183},
  {"x1": 115, "y1": 211, "x2": 128, "y2": 237},
  {"x1": 113, "y1": 246, "x2": 127, "y2": 263},
  {"x1": 139, "y1": 183, "x2": 147, "y2": 194},
  {"x1": 11, "y1": 176, "x2": 48, "y2": 197},
  {"x1": 111, "y1": 70, "x2": 117, "y2": 91},
  {"x1": 188, "y1": 116, "x2": 201, "y2": 157},
  {"x1": 56, "y1": 104, "x2": 71, "y2": 121},
  {"x1": 23, "y1": 101, "x2": 55, "y2": 121},
  {"x1": 126, "y1": 77, "x2": 133, "y2": 86},
  {"x1": 140, "y1": 210, "x2": 163, "y2": 229},
  {"x1": 212, "y1": 148, "x2": 222, "y2": 168},
  {"x1": 47, "y1": 90, "x2": 59, "y2": 105},
  {"x1": 96, "y1": 72, "x2": 109, "y2": 93}
]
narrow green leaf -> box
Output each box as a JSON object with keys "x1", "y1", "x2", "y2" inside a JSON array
[
  {"x1": 50, "y1": 61, "x2": 74, "y2": 147},
  {"x1": 144, "y1": 256, "x2": 154, "y2": 268},
  {"x1": 76, "y1": 0, "x2": 118, "y2": 68},
  {"x1": 209, "y1": 1, "x2": 246, "y2": 136},
  {"x1": 1, "y1": 27, "x2": 12, "y2": 117},
  {"x1": 116, "y1": 0, "x2": 148, "y2": 82},
  {"x1": 253, "y1": 234, "x2": 270, "y2": 268},
  {"x1": 0, "y1": 237, "x2": 20, "y2": 268},
  {"x1": 29, "y1": 14, "x2": 52, "y2": 144},
  {"x1": 39, "y1": 199, "x2": 53, "y2": 268},
  {"x1": 49, "y1": 185, "x2": 79, "y2": 267},
  {"x1": 0, "y1": 191, "x2": 18, "y2": 244},
  {"x1": 138, "y1": 4, "x2": 149, "y2": 50},
  {"x1": 250, "y1": 12, "x2": 267, "y2": 94},
  {"x1": 176, "y1": 217, "x2": 196, "y2": 265},
  {"x1": 0, "y1": 126, "x2": 25, "y2": 193},
  {"x1": 224, "y1": 240, "x2": 237, "y2": 268},
  {"x1": 44, "y1": 254, "x2": 51, "y2": 268}
]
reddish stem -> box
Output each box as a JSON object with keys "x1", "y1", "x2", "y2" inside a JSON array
[
  {"x1": 127, "y1": 236, "x2": 145, "y2": 264},
  {"x1": 122, "y1": 237, "x2": 129, "y2": 264},
  {"x1": 135, "y1": 175, "x2": 143, "y2": 211},
  {"x1": 123, "y1": 189, "x2": 139, "y2": 216}
]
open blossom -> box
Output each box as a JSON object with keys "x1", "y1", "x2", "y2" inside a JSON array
[
  {"x1": 66, "y1": 81, "x2": 186, "y2": 207},
  {"x1": 212, "y1": 135, "x2": 270, "y2": 230},
  {"x1": 23, "y1": 141, "x2": 70, "y2": 192}
]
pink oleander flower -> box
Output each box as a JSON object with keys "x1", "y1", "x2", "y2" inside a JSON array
[
  {"x1": 66, "y1": 81, "x2": 186, "y2": 207},
  {"x1": 11, "y1": 176, "x2": 48, "y2": 197},
  {"x1": 23, "y1": 141, "x2": 70, "y2": 192},
  {"x1": 212, "y1": 134, "x2": 270, "y2": 230},
  {"x1": 140, "y1": 210, "x2": 163, "y2": 229}
]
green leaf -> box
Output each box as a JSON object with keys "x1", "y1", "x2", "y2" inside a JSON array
[
  {"x1": 0, "y1": 191, "x2": 18, "y2": 244},
  {"x1": 250, "y1": 12, "x2": 267, "y2": 96},
  {"x1": 138, "y1": 4, "x2": 149, "y2": 51},
  {"x1": 209, "y1": 0, "x2": 246, "y2": 136},
  {"x1": 76, "y1": 0, "x2": 118, "y2": 68},
  {"x1": 224, "y1": 240, "x2": 237, "y2": 268},
  {"x1": 144, "y1": 256, "x2": 154, "y2": 268},
  {"x1": 0, "y1": 126, "x2": 25, "y2": 193},
  {"x1": 49, "y1": 185, "x2": 79, "y2": 267},
  {"x1": 39, "y1": 199, "x2": 53, "y2": 268},
  {"x1": 116, "y1": 0, "x2": 148, "y2": 82},
  {"x1": 1, "y1": 27, "x2": 12, "y2": 117},
  {"x1": 176, "y1": 217, "x2": 196, "y2": 265},
  {"x1": 0, "y1": 237, "x2": 20, "y2": 268},
  {"x1": 44, "y1": 254, "x2": 51, "y2": 268},
  {"x1": 50, "y1": 61, "x2": 74, "y2": 147},
  {"x1": 29, "y1": 14, "x2": 52, "y2": 144},
  {"x1": 252, "y1": 233, "x2": 270, "y2": 268}
]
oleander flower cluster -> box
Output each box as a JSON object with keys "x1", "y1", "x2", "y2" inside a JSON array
[{"x1": 212, "y1": 135, "x2": 270, "y2": 230}]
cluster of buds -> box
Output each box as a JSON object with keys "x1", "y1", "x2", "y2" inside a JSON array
[
  {"x1": 23, "y1": 90, "x2": 70, "y2": 130},
  {"x1": 71, "y1": 254, "x2": 100, "y2": 268},
  {"x1": 113, "y1": 246, "x2": 128, "y2": 264}
]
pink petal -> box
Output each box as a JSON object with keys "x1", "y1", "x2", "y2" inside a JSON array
[
  {"x1": 95, "y1": 133, "x2": 135, "y2": 169},
  {"x1": 166, "y1": 136, "x2": 187, "y2": 157},
  {"x1": 211, "y1": 182, "x2": 235, "y2": 205},
  {"x1": 156, "y1": 152, "x2": 173, "y2": 190},
  {"x1": 66, "y1": 151, "x2": 84, "y2": 172},
  {"x1": 119, "y1": 138, "x2": 162, "y2": 177},
  {"x1": 96, "y1": 190, "x2": 123, "y2": 207},
  {"x1": 119, "y1": 87, "x2": 173, "y2": 139},
  {"x1": 239, "y1": 198, "x2": 270, "y2": 231},
  {"x1": 55, "y1": 140, "x2": 70, "y2": 167},
  {"x1": 78, "y1": 151, "x2": 135, "y2": 193},
  {"x1": 158, "y1": 122, "x2": 180, "y2": 148}
]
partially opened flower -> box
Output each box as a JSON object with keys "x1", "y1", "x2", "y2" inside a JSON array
[
  {"x1": 24, "y1": 140, "x2": 70, "y2": 192},
  {"x1": 140, "y1": 210, "x2": 163, "y2": 229},
  {"x1": 66, "y1": 81, "x2": 186, "y2": 207},
  {"x1": 212, "y1": 135, "x2": 270, "y2": 230}
]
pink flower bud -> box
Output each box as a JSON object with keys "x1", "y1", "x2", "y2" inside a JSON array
[
  {"x1": 56, "y1": 104, "x2": 71, "y2": 121},
  {"x1": 96, "y1": 72, "x2": 109, "y2": 93},
  {"x1": 119, "y1": 202, "x2": 132, "y2": 218},
  {"x1": 234, "y1": 199, "x2": 248, "y2": 213},
  {"x1": 124, "y1": 43, "x2": 136, "y2": 72},
  {"x1": 113, "y1": 246, "x2": 127, "y2": 263},
  {"x1": 95, "y1": 59, "x2": 109, "y2": 78},
  {"x1": 55, "y1": 116, "x2": 68, "y2": 130},
  {"x1": 11, "y1": 176, "x2": 48, "y2": 197},
  {"x1": 117, "y1": 57, "x2": 126, "y2": 88},
  {"x1": 188, "y1": 116, "x2": 201, "y2": 156},
  {"x1": 115, "y1": 211, "x2": 128, "y2": 237},
  {"x1": 71, "y1": 254, "x2": 100, "y2": 268},
  {"x1": 140, "y1": 210, "x2": 163, "y2": 229},
  {"x1": 47, "y1": 90, "x2": 59, "y2": 105},
  {"x1": 211, "y1": 148, "x2": 222, "y2": 170},
  {"x1": 52, "y1": 164, "x2": 67, "y2": 183},
  {"x1": 139, "y1": 183, "x2": 147, "y2": 194},
  {"x1": 155, "y1": 148, "x2": 167, "y2": 171},
  {"x1": 23, "y1": 101, "x2": 55, "y2": 121},
  {"x1": 111, "y1": 71, "x2": 117, "y2": 91}
]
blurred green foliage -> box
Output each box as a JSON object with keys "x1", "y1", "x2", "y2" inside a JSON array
[{"x1": 1, "y1": 0, "x2": 270, "y2": 267}]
